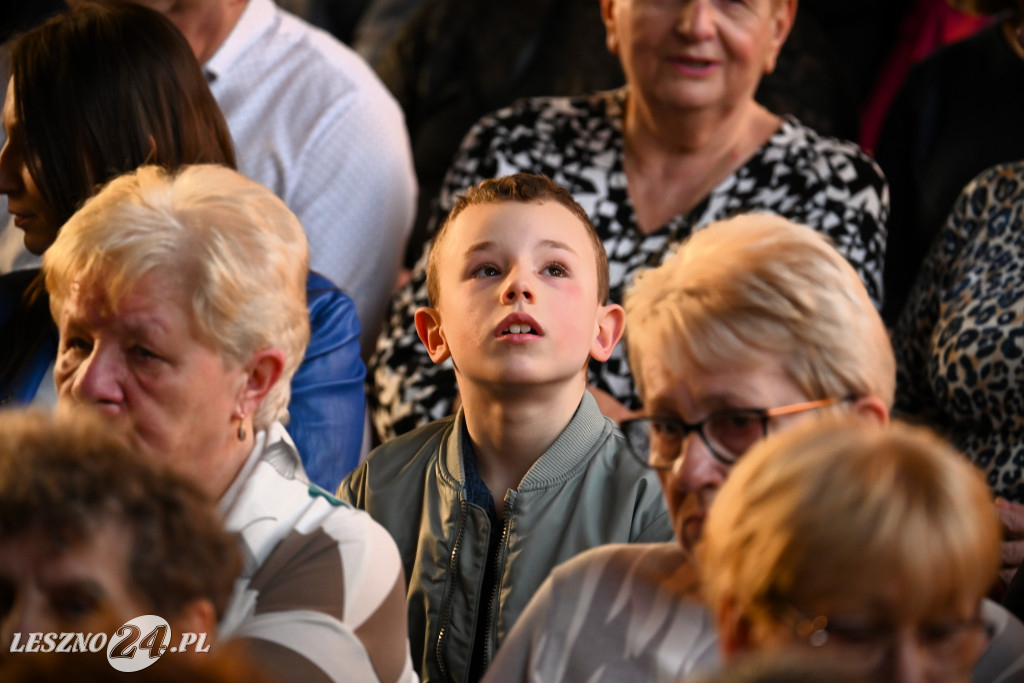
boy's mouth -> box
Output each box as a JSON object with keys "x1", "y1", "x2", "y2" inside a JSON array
[
  {"x1": 502, "y1": 323, "x2": 537, "y2": 335},
  {"x1": 495, "y1": 314, "x2": 543, "y2": 337}
]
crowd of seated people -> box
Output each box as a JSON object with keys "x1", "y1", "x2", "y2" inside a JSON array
[{"x1": 2, "y1": 0, "x2": 1024, "y2": 681}]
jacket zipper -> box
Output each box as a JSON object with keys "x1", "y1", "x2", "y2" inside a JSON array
[
  {"x1": 436, "y1": 500, "x2": 468, "y2": 682},
  {"x1": 483, "y1": 501, "x2": 513, "y2": 670}
]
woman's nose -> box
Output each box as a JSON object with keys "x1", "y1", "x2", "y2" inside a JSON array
[
  {"x1": 71, "y1": 345, "x2": 126, "y2": 408},
  {"x1": 888, "y1": 632, "x2": 930, "y2": 683},
  {"x1": 675, "y1": 0, "x2": 715, "y2": 39},
  {"x1": 0, "y1": 139, "x2": 23, "y2": 197},
  {"x1": 669, "y1": 434, "x2": 727, "y2": 494}
]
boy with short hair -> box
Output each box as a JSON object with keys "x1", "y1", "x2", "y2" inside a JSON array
[{"x1": 339, "y1": 173, "x2": 672, "y2": 683}]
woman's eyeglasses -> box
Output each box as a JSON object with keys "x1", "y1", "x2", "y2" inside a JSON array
[
  {"x1": 777, "y1": 603, "x2": 991, "y2": 674},
  {"x1": 621, "y1": 397, "x2": 848, "y2": 467}
]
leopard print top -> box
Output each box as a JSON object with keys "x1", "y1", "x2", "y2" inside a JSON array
[
  {"x1": 370, "y1": 88, "x2": 889, "y2": 442},
  {"x1": 895, "y1": 161, "x2": 1024, "y2": 503}
]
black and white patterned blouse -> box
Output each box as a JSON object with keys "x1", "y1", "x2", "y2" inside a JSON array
[
  {"x1": 370, "y1": 88, "x2": 888, "y2": 441},
  {"x1": 894, "y1": 162, "x2": 1024, "y2": 503}
]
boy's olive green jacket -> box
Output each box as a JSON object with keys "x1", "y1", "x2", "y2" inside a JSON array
[{"x1": 337, "y1": 391, "x2": 673, "y2": 683}]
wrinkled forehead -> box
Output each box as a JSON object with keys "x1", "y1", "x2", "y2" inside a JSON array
[
  {"x1": 59, "y1": 267, "x2": 195, "y2": 346},
  {"x1": 70, "y1": 266, "x2": 182, "y2": 309},
  {"x1": 632, "y1": 327, "x2": 786, "y2": 395}
]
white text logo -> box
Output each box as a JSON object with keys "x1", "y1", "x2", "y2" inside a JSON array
[{"x1": 9, "y1": 614, "x2": 210, "y2": 673}]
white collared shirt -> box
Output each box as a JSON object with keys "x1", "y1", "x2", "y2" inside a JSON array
[{"x1": 205, "y1": 0, "x2": 417, "y2": 353}]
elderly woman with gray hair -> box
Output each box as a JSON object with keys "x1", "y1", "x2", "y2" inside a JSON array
[{"x1": 43, "y1": 164, "x2": 416, "y2": 683}]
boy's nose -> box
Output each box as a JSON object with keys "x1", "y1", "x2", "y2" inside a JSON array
[
  {"x1": 504, "y1": 289, "x2": 532, "y2": 302},
  {"x1": 502, "y1": 273, "x2": 534, "y2": 303}
]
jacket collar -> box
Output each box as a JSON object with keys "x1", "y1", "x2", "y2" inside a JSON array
[{"x1": 442, "y1": 391, "x2": 611, "y2": 491}]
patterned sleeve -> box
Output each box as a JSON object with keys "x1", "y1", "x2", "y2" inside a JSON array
[
  {"x1": 367, "y1": 109, "x2": 509, "y2": 441},
  {"x1": 892, "y1": 169, "x2": 984, "y2": 422},
  {"x1": 229, "y1": 505, "x2": 417, "y2": 683}
]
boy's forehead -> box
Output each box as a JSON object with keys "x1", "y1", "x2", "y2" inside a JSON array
[{"x1": 444, "y1": 200, "x2": 594, "y2": 256}]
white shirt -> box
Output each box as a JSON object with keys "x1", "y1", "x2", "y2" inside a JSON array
[{"x1": 206, "y1": 0, "x2": 417, "y2": 353}]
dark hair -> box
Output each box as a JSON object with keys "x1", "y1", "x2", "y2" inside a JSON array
[
  {"x1": 0, "y1": 0, "x2": 236, "y2": 396},
  {"x1": 0, "y1": 410, "x2": 241, "y2": 619},
  {"x1": 426, "y1": 173, "x2": 609, "y2": 306},
  {"x1": 10, "y1": 0, "x2": 235, "y2": 226}
]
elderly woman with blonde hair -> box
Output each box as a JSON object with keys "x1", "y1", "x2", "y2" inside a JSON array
[
  {"x1": 43, "y1": 164, "x2": 416, "y2": 683},
  {"x1": 483, "y1": 213, "x2": 1024, "y2": 682},
  {"x1": 483, "y1": 214, "x2": 893, "y2": 682},
  {"x1": 703, "y1": 417, "x2": 1024, "y2": 682}
]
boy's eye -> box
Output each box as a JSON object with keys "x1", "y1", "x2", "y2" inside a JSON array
[
  {"x1": 471, "y1": 264, "x2": 501, "y2": 278},
  {"x1": 542, "y1": 263, "x2": 568, "y2": 277}
]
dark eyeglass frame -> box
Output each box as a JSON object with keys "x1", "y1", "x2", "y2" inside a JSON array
[{"x1": 621, "y1": 397, "x2": 850, "y2": 467}]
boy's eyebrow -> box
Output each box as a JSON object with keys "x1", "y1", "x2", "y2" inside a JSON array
[
  {"x1": 537, "y1": 239, "x2": 579, "y2": 255},
  {"x1": 462, "y1": 239, "x2": 578, "y2": 255},
  {"x1": 464, "y1": 240, "x2": 497, "y2": 256}
]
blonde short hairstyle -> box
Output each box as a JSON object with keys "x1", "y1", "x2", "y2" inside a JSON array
[
  {"x1": 624, "y1": 214, "x2": 894, "y2": 408},
  {"x1": 44, "y1": 164, "x2": 310, "y2": 430},
  {"x1": 701, "y1": 418, "x2": 1001, "y2": 636}
]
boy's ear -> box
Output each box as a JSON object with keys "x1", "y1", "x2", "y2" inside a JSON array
[
  {"x1": 590, "y1": 302, "x2": 625, "y2": 362},
  {"x1": 414, "y1": 306, "x2": 451, "y2": 364}
]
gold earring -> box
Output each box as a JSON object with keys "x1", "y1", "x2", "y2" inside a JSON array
[{"x1": 237, "y1": 413, "x2": 246, "y2": 441}]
